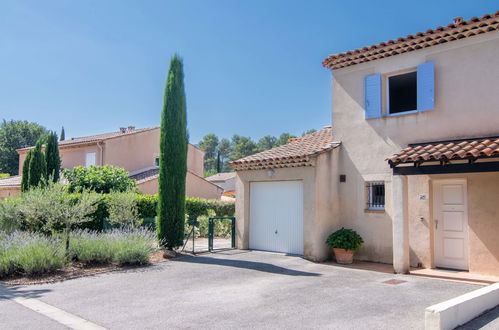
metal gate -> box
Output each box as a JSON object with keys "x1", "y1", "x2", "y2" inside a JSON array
[{"x1": 208, "y1": 217, "x2": 236, "y2": 251}]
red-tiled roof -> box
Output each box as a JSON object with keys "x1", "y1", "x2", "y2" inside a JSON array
[
  {"x1": 388, "y1": 137, "x2": 499, "y2": 166},
  {"x1": 323, "y1": 12, "x2": 499, "y2": 70},
  {"x1": 230, "y1": 127, "x2": 339, "y2": 171},
  {"x1": 17, "y1": 127, "x2": 159, "y2": 151},
  {"x1": 0, "y1": 175, "x2": 21, "y2": 188}
]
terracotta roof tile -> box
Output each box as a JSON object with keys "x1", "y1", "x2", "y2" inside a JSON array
[
  {"x1": 129, "y1": 168, "x2": 159, "y2": 184},
  {"x1": 17, "y1": 127, "x2": 159, "y2": 151},
  {"x1": 323, "y1": 12, "x2": 499, "y2": 70},
  {"x1": 388, "y1": 137, "x2": 499, "y2": 166},
  {"x1": 230, "y1": 127, "x2": 339, "y2": 171},
  {"x1": 0, "y1": 175, "x2": 21, "y2": 188}
]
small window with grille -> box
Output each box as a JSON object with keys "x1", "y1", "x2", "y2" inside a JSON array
[{"x1": 366, "y1": 181, "x2": 385, "y2": 210}]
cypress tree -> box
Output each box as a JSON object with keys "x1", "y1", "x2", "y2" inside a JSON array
[
  {"x1": 28, "y1": 139, "x2": 47, "y2": 188},
  {"x1": 21, "y1": 151, "x2": 32, "y2": 192},
  {"x1": 45, "y1": 131, "x2": 61, "y2": 182},
  {"x1": 157, "y1": 55, "x2": 188, "y2": 249},
  {"x1": 60, "y1": 127, "x2": 65, "y2": 141}
]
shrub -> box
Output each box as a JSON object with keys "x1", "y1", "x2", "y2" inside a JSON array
[
  {"x1": 64, "y1": 165, "x2": 136, "y2": 194},
  {"x1": 69, "y1": 228, "x2": 157, "y2": 265},
  {"x1": 0, "y1": 198, "x2": 22, "y2": 233},
  {"x1": 107, "y1": 190, "x2": 139, "y2": 227},
  {"x1": 136, "y1": 194, "x2": 158, "y2": 219},
  {"x1": 325, "y1": 228, "x2": 364, "y2": 251},
  {"x1": 0, "y1": 173, "x2": 9, "y2": 179},
  {"x1": 0, "y1": 231, "x2": 66, "y2": 277}
]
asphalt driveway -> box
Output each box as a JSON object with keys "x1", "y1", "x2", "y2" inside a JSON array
[{"x1": 0, "y1": 250, "x2": 483, "y2": 329}]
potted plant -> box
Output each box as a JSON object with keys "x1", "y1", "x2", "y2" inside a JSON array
[{"x1": 326, "y1": 228, "x2": 364, "y2": 264}]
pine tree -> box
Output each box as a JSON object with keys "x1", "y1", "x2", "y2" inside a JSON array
[
  {"x1": 28, "y1": 139, "x2": 47, "y2": 188},
  {"x1": 157, "y1": 55, "x2": 188, "y2": 249},
  {"x1": 45, "y1": 132, "x2": 61, "y2": 182},
  {"x1": 21, "y1": 151, "x2": 32, "y2": 192},
  {"x1": 60, "y1": 127, "x2": 65, "y2": 141}
]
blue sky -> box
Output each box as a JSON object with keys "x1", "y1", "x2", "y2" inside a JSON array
[{"x1": 1, "y1": 0, "x2": 497, "y2": 143}]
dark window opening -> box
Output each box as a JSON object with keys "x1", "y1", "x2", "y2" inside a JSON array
[
  {"x1": 367, "y1": 182, "x2": 385, "y2": 209},
  {"x1": 389, "y1": 71, "x2": 417, "y2": 114}
]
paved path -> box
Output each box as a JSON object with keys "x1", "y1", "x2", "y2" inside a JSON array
[{"x1": 0, "y1": 250, "x2": 483, "y2": 329}]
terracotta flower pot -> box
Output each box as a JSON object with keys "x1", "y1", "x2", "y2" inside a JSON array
[{"x1": 333, "y1": 248, "x2": 355, "y2": 264}]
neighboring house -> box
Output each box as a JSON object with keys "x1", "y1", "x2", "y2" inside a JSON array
[
  {"x1": 205, "y1": 172, "x2": 236, "y2": 195},
  {"x1": 232, "y1": 13, "x2": 499, "y2": 276},
  {"x1": 0, "y1": 126, "x2": 223, "y2": 200}
]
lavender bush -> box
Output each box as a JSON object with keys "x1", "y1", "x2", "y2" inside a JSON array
[{"x1": 0, "y1": 231, "x2": 66, "y2": 277}]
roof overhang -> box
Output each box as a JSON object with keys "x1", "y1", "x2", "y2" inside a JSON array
[{"x1": 388, "y1": 136, "x2": 499, "y2": 175}]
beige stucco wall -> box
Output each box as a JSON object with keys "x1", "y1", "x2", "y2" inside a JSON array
[
  {"x1": 17, "y1": 128, "x2": 205, "y2": 177},
  {"x1": 331, "y1": 32, "x2": 499, "y2": 267},
  {"x1": 0, "y1": 187, "x2": 20, "y2": 200},
  {"x1": 235, "y1": 150, "x2": 340, "y2": 261},
  {"x1": 408, "y1": 173, "x2": 499, "y2": 275},
  {"x1": 137, "y1": 172, "x2": 223, "y2": 200}
]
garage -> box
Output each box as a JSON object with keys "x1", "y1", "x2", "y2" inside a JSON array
[{"x1": 249, "y1": 181, "x2": 304, "y2": 255}]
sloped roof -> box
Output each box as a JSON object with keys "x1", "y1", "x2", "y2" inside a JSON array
[
  {"x1": 388, "y1": 137, "x2": 499, "y2": 166},
  {"x1": 323, "y1": 12, "x2": 499, "y2": 70},
  {"x1": 205, "y1": 172, "x2": 236, "y2": 182},
  {"x1": 230, "y1": 127, "x2": 339, "y2": 171},
  {"x1": 130, "y1": 167, "x2": 223, "y2": 190},
  {"x1": 0, "y1": 175, "x2": 21, "y2": 188},
  {"x1": 17, "y1": 127, "x2": 159, "y2": 151}
]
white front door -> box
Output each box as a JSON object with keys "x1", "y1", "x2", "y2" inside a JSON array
[
  {"x1": 249, "y1": 181, "x2": 304, "y2": 255},
  {"x1": 433, "y1": 179, "x2": 469, "y2": 270}
]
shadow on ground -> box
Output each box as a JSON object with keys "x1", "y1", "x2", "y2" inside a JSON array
[
  {"x1": 456, "y1": 305, "x2": 499, "y2": 329},
  {"x1": 0, "y1": 285, "x2": 51, "y2": 300},
  {"x1": 173, "y1": 255, "x2": 321, "y2": 277}
]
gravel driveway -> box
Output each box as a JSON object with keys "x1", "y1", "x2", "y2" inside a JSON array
[{"x1": 0, "y1": 250, "x2": 482, "y2": 329}]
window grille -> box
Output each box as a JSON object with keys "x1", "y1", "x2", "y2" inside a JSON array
[{"x1": 367, "y1": 181, "x2": 385, "y2": 209}]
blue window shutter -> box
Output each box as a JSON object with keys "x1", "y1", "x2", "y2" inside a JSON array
[
  {"x1": 417, "y1": 61, "x2": 435, "y2": 111},
  {"x1": 364, "y1": 73, "x2": 381, "y2": 119}
]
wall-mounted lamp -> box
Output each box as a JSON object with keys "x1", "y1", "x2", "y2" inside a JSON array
[{"x1": 267, "y1": 169, "x2": 275, "y2": 178}]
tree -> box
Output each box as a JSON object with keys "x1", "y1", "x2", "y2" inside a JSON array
[
  {"x1": 21, "y1": 182, "x2": 100, "y2": 252},
  {"x1": 217, "y1": 138, "x2": 232, "y2": 172},
  {"x1": 230, "y1": 135, "x2": 257, "y2": 160},
  {"x1": 63, "y1": 165, "x2": 136, "y2": 193},
  {"x1": 157, "y1": 55, "x2": 188, "y2": 249},
  {"x1": 107, "y1": 190, "x2": 139, "y2": 227},
  {"x1": 20, "y1": 151, "x2": 32, "y2": 192},
  {"x1": 60, "y1": 126, "x2": 65, "y2": 141},
  {"x1": 0, "y1": 120, "x2": 48, "y2": 175},
  {"x1": 199, "y1": 134, "x2": 219, "y2": 173},
  {"x1": 276, "y1": 132, "x2": 297, "y2": 146},
  {"x1": 28, "y1": 139, "x2": 47, "y2": 189},
  {"x1": 302, "y1": 129, "x2": 317, "y2": 136},
  {"x1": 257, "y1": 135, "x2": 277, "y2": 151},
  {"x1": 45, "y1": 131, "x2": 61, "y2": 182}
]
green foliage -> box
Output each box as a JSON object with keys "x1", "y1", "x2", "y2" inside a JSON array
[
  {"x1": 64, "y1": 165, "x2": 136, "y2": 193},
  {"x1": 27, "y1": 139, "x2": 47, "y2": 189},
  {"x1": 136, "y1": 194, "x2": 158, "y2": 219},
  {"x1": 107, "y1": 190, "x2": 139, "y2": 227},
  {"x1": 45, "y1": 131, "x2": 61, "y2": 182},
  {"x1": 60, "y1": 126, "x2": 65, "y2": 141},
  {"x1": 0, "y1": 231, "x2": 67, "y2": 277},
  {"x1": 69, "y1": 228, "x2": 157, "y2": 265},
  {"x1": 325, "y1": 228, "x2": 364, "y2": 251},
  {"x1": 257, "y1": 135, "x2": 278, "y2": 152},
  {"x1": 199, "y1": 134, "x2": 219, "y2": 173},
  {"x1": 302, "y1": 129, "x2": 317, "y2": 136},
  {"x1": 0, "y1": 173, "x2": 9, "y2": 179},
  {"x1": 230, "y1": 135, "x2": 258, "y2": 160},
  {"x1": 157, "y1": 55, "x2": 188, "y2": 249},
  {"x1": 21, "y1": 151, "x2": 32, "y2": 192},
  {"x1": 20, "y1": 182, "x2": 101, "y2": 251},
  {"x1": 0, "y1": 198, "x2": 22, "y2": 232},
  {"x1": 276, "y1": 132, "x2": 297, "y2": 146},
  {"x1": 0, "y1": 120, "x2": 48, "y2": 176}
]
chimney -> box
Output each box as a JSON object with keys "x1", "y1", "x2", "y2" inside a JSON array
[
  {"x1": 119, "y1": 127, "x2": 126, "y2": 134},
  {"x1": 127, "y1": 126, "x2": 135, "y2": 132},
  {"x1": 453, "y1": 17, "x2": 463, "y2": 25}
]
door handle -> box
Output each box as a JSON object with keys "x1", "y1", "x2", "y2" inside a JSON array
[{"x1": 435, "y1": 219, "x2": 438, "y2": 230}]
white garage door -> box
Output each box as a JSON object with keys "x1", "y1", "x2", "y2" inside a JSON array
[{"x1": 249, "y1": 181, "x2": 304, "y2": 255}]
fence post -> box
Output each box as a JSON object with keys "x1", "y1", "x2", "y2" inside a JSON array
[
  {"x1": 231, "y1": 217, "x2": 236, "y2": 248},
  {"x1": 208, "y1": 218, "x2": 214, "y2": 252}
]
